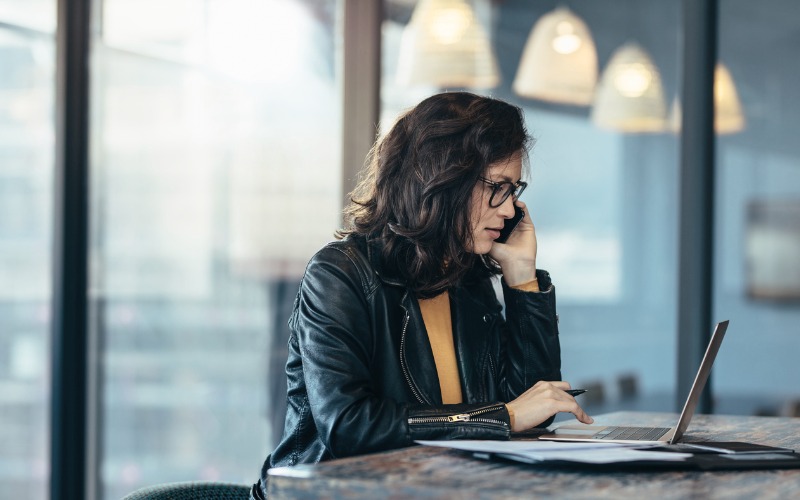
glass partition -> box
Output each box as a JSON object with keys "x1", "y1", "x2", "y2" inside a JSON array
[
  {"x1": 0, "y1": 2, "x2": 56, "y2": 497},
  {"x1": 90, "y1": 0, "x2": 342, "y2": 497},
  {"x1": 5, "y1": 1, "x2": 799, "y2": 497},
  {"x1": 382, "y1": 0, "x2": 682, "y2": 415},
  {"x1": 714, "y1": 0, "x2": 800, "y2": 416}
]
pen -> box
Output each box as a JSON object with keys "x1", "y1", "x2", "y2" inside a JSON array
[{"x1": 566, "y1": 389, "x2": 587, "y2": 396}]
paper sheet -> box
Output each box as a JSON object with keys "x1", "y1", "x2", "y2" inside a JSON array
[{"x1": 416, "y1": 439, "x2": 693, "y2": 464}]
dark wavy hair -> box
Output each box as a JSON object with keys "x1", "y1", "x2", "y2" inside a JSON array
[{"x1": 340, "y1": 92, "x2": 532, "y2": 298}]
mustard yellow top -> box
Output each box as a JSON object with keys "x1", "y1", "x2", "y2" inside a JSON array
[
  {"x1": 418, "y1": 291, "x2": 461, "y2": 403},
  {"x1": 418, "y1": 277, "x2": 540, "y2": 409}
]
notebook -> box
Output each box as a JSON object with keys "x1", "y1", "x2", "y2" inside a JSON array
[{"x1": 539, "y1": 320, "x2": 729, "y2": 445}]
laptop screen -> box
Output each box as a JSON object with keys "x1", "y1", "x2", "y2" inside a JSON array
[{"x1": 671, "y1": 320, "x2": 730, "y2": 443}]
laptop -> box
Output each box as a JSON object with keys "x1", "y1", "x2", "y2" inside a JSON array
[{"x1": 539, "y1": 320, "x2": 729, "y2": 445}]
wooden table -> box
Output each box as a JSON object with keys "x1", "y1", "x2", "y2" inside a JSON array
[{"x1": 267, "y1": 412, "x2": 800, "y2": 499}]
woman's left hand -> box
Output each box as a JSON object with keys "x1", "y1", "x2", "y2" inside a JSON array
[{"x1": 489, "y1": 200, "x2": 538, "y2": 286}]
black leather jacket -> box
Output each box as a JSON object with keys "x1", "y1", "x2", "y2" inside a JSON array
[{"x1": 257, "y1": 233, "x2": 560, "y2": 492}]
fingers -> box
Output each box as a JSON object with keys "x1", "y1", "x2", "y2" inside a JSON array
[
  {"x1": 510, "y1": 381, "x2": 594, "y2": 430},
  {"x1": 573, "y1": 405, "x2": 594, "y2": 424},
  {"x1": 513, "y1": 200, "x2": 535, "y2": 227},
  {"x1": 555, "y1": 399, "x2": 594, "y2": 425},
  {"x1": 533, "y1": 381, "x2": 593, "y2": 424},
  {"x1": 525, "y1": 381, "x2": 572, "y2": 402},
  {"x1": 533, "y1": 380, "x2": 570, "y2": 390},
  {"x1": 513, "y1": 202, "x2": 534, "y2": 230}
]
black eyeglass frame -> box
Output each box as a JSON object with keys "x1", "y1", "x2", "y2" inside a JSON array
[{"x1": 477, "y1": 177, "x2": 528, "y2": 208}]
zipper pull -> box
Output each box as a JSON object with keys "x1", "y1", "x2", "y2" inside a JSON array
[{"x1": 448, "y1": 413, "x2": 470, "y2": 422}]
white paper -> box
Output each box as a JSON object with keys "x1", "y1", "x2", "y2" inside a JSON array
[
  {"x1": 415, "y1": 439, "x2": 693, "y2": 464},
  {"x1": 416, "y1": 439, "x2": 638, "y2": 453}
]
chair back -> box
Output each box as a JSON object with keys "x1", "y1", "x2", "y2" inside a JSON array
[{"x1": 122, "y1": 481, "x2": 251, "y2": 500}]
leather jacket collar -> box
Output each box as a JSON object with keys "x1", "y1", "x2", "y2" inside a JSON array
[
  {"x1": 363, "y1": 233, "x2": 406, "y2": 287},
  {"x1": 356, "y1": 233, "x2": 503, "y2": 406}
]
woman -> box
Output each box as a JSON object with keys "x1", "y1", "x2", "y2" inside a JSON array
[{"x1": 252, "y1": 92, "x2": 591, "y2": 499}]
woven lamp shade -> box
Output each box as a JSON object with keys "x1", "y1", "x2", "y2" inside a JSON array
[
  {"x1": 668, "y1": 63, "x2": 746, "y2": 135},
  {"x1": 591, "y1": 42, "x2": 667, "y2": 133},
  {"x1": 513, "y1": 7, "x2": 597, "y2": 105},
  {"x1": 396, "y1": 0, "x2": 500, "y2": 88},
  {"x1": 713, "y1": 63, "x2": 745, "y2": 134}
]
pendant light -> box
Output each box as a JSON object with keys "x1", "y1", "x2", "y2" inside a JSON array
[
  {"x1": 512, "y1": 6, "x2": 598, "y2": 105},
  {"x1": 396, "y1": 0, "x2": 500, "y2": 89},
  {"x1": 668, "y1": 63, "x2": 746, "y2": 135},
  {"x1": 713, "y1": 63, "x2": 746, "y2": 134},
  {"x1": 591, "y1": 42, "x2": 667, "y2": 133}
]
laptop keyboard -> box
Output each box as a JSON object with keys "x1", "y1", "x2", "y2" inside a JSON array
[{"x1": 593, "y1": 426, "x2": 671, "y2": 441}]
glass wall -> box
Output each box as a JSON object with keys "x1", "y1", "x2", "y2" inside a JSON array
[
  {"x1": 0, "y1": 1, "x2": 56, "y2": 498},
  {"x1": 383, "y1": 0, "x2": 682, "y2": 414},
  {"x1": 90, "y1": 0, "x2": 341, "y2": 497},
  {"x1": 3, "y1": 0, "x2": 799, "y2": 497},
  {"x1": 714, "y1": 0, "x2": 800, "y2": 416}
]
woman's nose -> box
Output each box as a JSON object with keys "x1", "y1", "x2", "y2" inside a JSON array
[{"x1": 498, "y1": 195, "x2": 516, "y2": 217}]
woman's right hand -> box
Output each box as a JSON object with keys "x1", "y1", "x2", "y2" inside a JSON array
[{"x1": 505, "y1": 381, "x2": 594, "y2": 432}]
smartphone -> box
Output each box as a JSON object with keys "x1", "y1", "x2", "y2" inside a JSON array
[{"x1": 496, "y1": 205, "x2": 525, "y2": 243}]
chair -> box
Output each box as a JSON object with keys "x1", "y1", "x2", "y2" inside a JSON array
[
  {"x1": 579, "y1": 380, "x2": 606, "y2": 407},
  {"x1": 617, "y1": 373, "x2": 639, "y2": 400},
  {"x1": 121, "y1": 481, "x2": 251, "y2": 500},
  {"x1": 784, "y1": 399, "x2": 800, "y2": 417}
]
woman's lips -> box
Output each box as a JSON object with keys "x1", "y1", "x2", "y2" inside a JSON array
[{"x1": 486, "y1": 228, "x2": 501, "y2": 240}]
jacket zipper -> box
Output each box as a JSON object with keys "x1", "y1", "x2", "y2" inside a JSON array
[
  {"x1": 399, "y1": 312, "x2": 425, "y2": 404},
  {"x1": 408, "y1": 403, "x2": 508, "y2": 427}
]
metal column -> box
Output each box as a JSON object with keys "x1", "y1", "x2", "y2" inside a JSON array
[
  {"x1": 50, "y1": 0, "x2": 92, "y2": 498},
  {"x1": 340, "y1": 0, "x2": 382, "y2": 215},
  {"x1": 677, "y1": 0, "x2": 718, "y2": 413}
]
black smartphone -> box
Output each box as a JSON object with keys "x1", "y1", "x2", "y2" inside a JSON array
[{"x1": 496, "y1": 205, "x2": 525, "y2": 243}]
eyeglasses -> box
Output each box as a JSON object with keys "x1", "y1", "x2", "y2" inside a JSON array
[{"x1": 477, "y1": 177, "x2": 528, "y2": 208}]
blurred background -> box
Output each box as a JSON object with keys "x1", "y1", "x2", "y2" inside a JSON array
[{"x1": 1, "y1": 0, "x2": 799, "y2": 498}]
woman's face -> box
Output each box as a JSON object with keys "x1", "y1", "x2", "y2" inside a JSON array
[{"x1": 467, "y1": 154, "x2": 523, "y2": 254}]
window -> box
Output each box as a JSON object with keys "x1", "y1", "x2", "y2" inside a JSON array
[
  {"x1": 0, "y1": 1, "x2": 56, "y2": 497},
  {"x1": 90, "y1": 1, "x2": 342, "y2": 496},
  {"x1": 3, "y1": 1, "x2": 799, "y2": 497},
  {"x1": 714, "y1": 0, "x2": 800, "y2": 416},
  {"x1": 382, "y1": 0, "x2": 682, "y2": 412}
]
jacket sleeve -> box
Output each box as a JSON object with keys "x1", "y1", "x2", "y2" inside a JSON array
[
  {"x1": 291, "y1": 245, "x2": 511, "y2": 460},
  {"x1": 498, "y1": 269, "x2": 562, "y2": 419}
]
